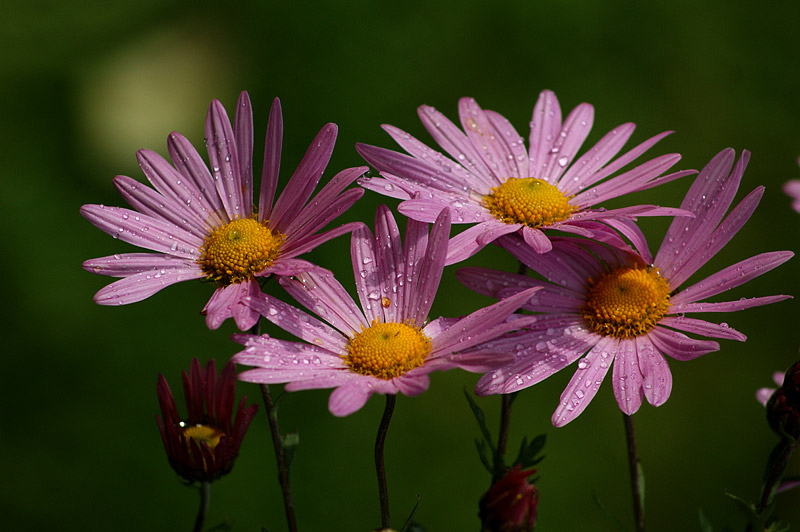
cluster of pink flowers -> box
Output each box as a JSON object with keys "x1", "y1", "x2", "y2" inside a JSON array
[{"x1": 83, "y1": 89, "x2": 793, "y2": 428}]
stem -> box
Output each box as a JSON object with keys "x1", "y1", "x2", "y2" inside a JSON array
[
  {"x1": 193, "y1": 481, "x2": 210, "y2": 532},
  {"x1": 375, "y1": 394, "x2": 397, "y2": 529},
  {"x1": 250, "y1": 314, "x2": 298, "y2": 532},
  {"x1": 623, "y1": 413, "x2": 645, "y2": 532},
  {"x1": 260, "y1": 383, "x2": 298, "y2": 532},
  {"x1": 745, "y1": 438, "x2": 798, "y2": 532},
  {"x1": 493, "y1": 393, "x2": 515, "y2": 481}
]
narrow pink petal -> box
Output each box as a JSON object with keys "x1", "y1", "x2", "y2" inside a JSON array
[
  {"x1": 475, "y1": 218, "x2": 522, "y2": 246},
  {"x1": 459, "y1": 98, "x2": 513, "y2": 181},
  {"x1": 282, "y1": 219, "x2": 365, "y2": 261},
  {"x1": 231, "y1": 280, "x2": 262, "y2": 331},
  {"x1": 261, "y1": 257, "x2": 325, "y2": 277},
  {"x1": 647, "y1": 327, "x2": 719, "y2": 361},
  {"x1": 671, "y1": 251, "x2": 794, "y2": 306},
  {"x1": 112, "y1": 175, "x2": 207, "y2": 239},
  {"x1": 612, "y1": 339, "x2": 644, "y2": 415},
  {"x1": 551, "y1": 336, "x2": 617, "y2": 427},
  {"x1": 246, "y1": 292, "x2": 348, "y2": 352},
  {"x1": 756, "y1": 387, "x2": 776, "y2": 407},
  {"x1": 594, "y1": 218, "x2": 652, "y2": 263},
  {"x1": 394, "y1": 374, "x2": 430, "y2": 397},
  {"x1": 485, "y1": 109, "x2": 528, "y2": 178},
  {"x1": 431, "y1": 287, "x2": 539, "y2": 354},
  {"x1": 659, "y1": 316, "x2": 746, "y2": 341},
  {"x1": 83, "y1": 253, "x2": 195, "y2": 277},
  {"x1": 279, "y1": 266, "x2": 368, "y2": 334},
  {"x1": 281, "y1": 166, "x2": 366, "y2": 237},
  {"x1": 383, "y1": 124, "x2": 482, "y2": 186},
  {"x1": 92, "y1": 268, "x2": 202, "y2": 305},
  {"x1": 456, "y1": 267, "x2": 540, "y2": 299},
  {"x1": 136, "y1": 149, "x2": 222, "y2": 228},
  {"x1": 205, "y1": 99, "x2": 245, "y2": 219},
  {"x1": 285, "y1": 372, "x2": 363, "y2": 391},
  {"x1": 328, "y1": 383, "x2": 375, "y2": 416},
  {"x1": 522, "y1": 226, "x2": 553, "y2": 253},
  {"x1": 636, "y1": 335, "x2": 672, "y2": 407},
  {"x1": 350, "y1": 223, "x2": 382, "y2": 324},
  {"x1": 357, "y1": 174, "x2": 413, "y2": 200},
  {"x1": 408, "y1": 209, "x2": 451, "y2": 324},
  {"x1": 357, "y1": 143, "x2": 481, "y2": 196},
  {"x1": 572, "y1": 153, "x2": 683, "y2": 207},
  {"x1": 655, "y1": 149, "x2": 738, "y2": 274},
  {"x1": 166, "y1": 132, "x2": 226, "y2": 226},
  {"x1": 234, "y1": 91, "x2": 254, "y2": 218},
  {"x1": 434, "y1": 349, "x2": 515, "y2": 373},
  {"x1": 528, "y1": 90, "x2": 563, "y2": 178},
  {"x1": 80, "y1": 205, "x2": 202, "y2": 259},
  {"x1": 673, "y1": 295, "x2": 792, "y2": 313},
  {"x1": 374, "y1": 205, "x2": 404, "y2": 323},
  {"x1": 559, "y1": 123, "x2": 636, "y2": 196},
  {"x1": 417, "y1": 104, "x2": 496, "y2": 189},
  {"x1": 444, "y1": 220, "x2": 519, "y2": 265},
  {"x1": 498, "y1": 235, "x2": 596, "y2": 291},
  {"x1": 281, "y1": 191, "x2": 365, "y2": 250},
  {"x1": 545, "y1": 102, "x2": 594, "y2": 185},
  {"x1": 259, "y1": 98, "x2": 283, "y2": 222},
  {"x1": 233, "y1": 333, "x2": 342, "y2": 367},
  {"x1": 668, "y1": 186, "x2": 764, "y2": 287},
  {"x1": 203, "y1": 283, "x2": 239, "y2": 330},
  {"x1": 475, "y1": 320, "x2": 598, "y2": 395},
  {"x1": 399, "y1": 198, "x2": 488, "y2": 224},
  {"x1": 401, "y1": 218, "x2": 429, "y2": 323},
  {"x1": 271, "y1": 123, "x2": 337, "y2": 229}
]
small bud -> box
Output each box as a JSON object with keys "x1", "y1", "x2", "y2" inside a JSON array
[
  {"x1": 156, "y1": 358, "x2": 259, "y2": 484},
  {"x1": 479, "y1": 466, "x2": 539, "y2": 532},
  {"x1": 767, "y1": 387, "x2": 800, "y2": 440}
]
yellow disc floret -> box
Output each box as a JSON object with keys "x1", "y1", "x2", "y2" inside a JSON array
[
  {"x1": 344, "y1": 321, "x2": 432, "y2": 379},
  {"x1": 483, "y1": 178, "x2": 576, "y2": 229},
  {"x1": 582, "y1": 266, "x2": 672, "y2": 338},
  {"x1": 198, "y1": 217, "x2": 284, "y2": 285},
  {"x1": 181, "y1": 423, "x2": 225, "y2": 451}
]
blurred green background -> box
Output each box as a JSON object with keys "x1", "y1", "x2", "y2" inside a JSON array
[{"x1": 4, "y1": 1, "x2": 800, "y2": 531}]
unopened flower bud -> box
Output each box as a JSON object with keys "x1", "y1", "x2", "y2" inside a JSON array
[{"x1": 479, "y1": 466, "x2": 538, "y2": 532}]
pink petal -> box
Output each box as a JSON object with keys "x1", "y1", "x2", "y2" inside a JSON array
[
  {"x1": 551, "y1": 336, "x2": 617, "y2": 427},
  {"x1": 374, "y1": 205, "x2": 405, "y2": 323},
  {"x1": 647, "y1": 327, "x2": 719, "y2": 361},
  {"x1": 328, "y1": 383, "x2": 375, "y2": 417},
  {"x1": 412, "y1": 209, "x2": 451, "y2": 324},
  {"x1": 612, "y1": 339, "x2": 644, "y2": 415},
  {"x1": 350, "y1": 222, "x2": 382, "y2": 324},
  {"x1": 92, "y1": 268, "x2": 202, "y2": 305},
  {"x1": 259, "y1": 98, "x2": 283, "y2": 222},
  {"x1": 444, "y1": 220, "x2": 520, "y2": 265},
  {"x1": 83, "y1": 253, "x2": 195, "y2": 277},
  {"x1": 636, "y1": 335, "x2": 672, "y2": 407},
  {"x1": 522, "y1": 226, "x2": 553, "y2": 253},
  {"x1": 234, "y1": 91, "x2": 254, "y2": 218},
  {"x1": 205, "y1": 99, "x2": 245, "y2": 219},
  {"x1": 459, "y1": 97, "x2": 514, "y2": 181},
  {"x1": 658, "y1": 316, "x2": 746, "y2": 341},
  {"x1": 528, "y1": 90, "x2": 563, "y2": 179}
]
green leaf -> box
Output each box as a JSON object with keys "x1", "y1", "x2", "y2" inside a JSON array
[
  {"x1": 475, "y1": 438, "x2": 494, "y2": 475},
  {"x1": 399, "y1": 495, "x2": 423, "y2": 532},
  {"x1": 698, "y1": 509, "x2": 714, "y2": 532},
  {"x1": 463, "y1": 388, "x2": 495, "y2": 454},
  {"x1": 516, "y1": 434, "x2": 547, "y2": 468}
]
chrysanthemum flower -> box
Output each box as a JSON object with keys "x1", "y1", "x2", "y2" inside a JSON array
[
  {"x1": 232, "y1": 206, "x2": 539, "y2": 416},
  {"x1": 156, "y1": 358, "x2": 258, "y2": 484},
  {"x1": 356, "y1": 90, "x2": 693, "y2": 263},
  {"x1": 82, "y1": 92, "x2": 365, "y2": 329},
  {"x1": 458, "y1": 149, "x2": 793, "y2": 426}
]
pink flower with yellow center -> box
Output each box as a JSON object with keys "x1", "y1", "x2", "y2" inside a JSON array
[
  {"x1": 232, "y1": 207, "x2": 539, "y2": 416},
  {"x1": 356, "y1": 90, "x2": 693, "y2": 264},
  {"x1": 458, "y1": 149, "x2": 793, "y2": 426},
  {"x1": 81, "y1": 92, "x2": 365, "y2": 330}
]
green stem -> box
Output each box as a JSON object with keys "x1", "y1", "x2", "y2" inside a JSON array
[
  {"x1": 623, "y1": 413, "x2": 645, "y2": 532},
  {"x1": 193, "y1": 481, "x2": 210, "y2": 532},
  {"x1": 375, "y1": 394, "x2": 397, "y2": 529}
]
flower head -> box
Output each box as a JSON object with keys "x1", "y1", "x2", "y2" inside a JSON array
[
  {"x1": 233, "y1": 206, "x2": 539, "y2": 416},
  {"x1": 356, "y1": 90, "x2": 693, "y2": 264},
  {"x1": 479, "y1": 466, "x2": 539, "y2": 532},
  {"x1": 82, "y1": 92, "x2": 365, "y2": 329},
  {"x1": 459, "y1": 149, "x2": 793, "y2": 426},
  {"x1": 156, "y1": 358, "x2": 258, "y2": 483}
]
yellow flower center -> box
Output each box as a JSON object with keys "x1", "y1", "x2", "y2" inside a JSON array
[
  {"x1": 483, "y1": 178, "x2": 576, "y2": 229},
  {"x1": 344, "y1": 321, "x2": 432, "y2": 379},
  {"x1": 582, "y1": 266, "x2": 671, "y2": 338},
  {"x1": 181, "y1": 423, "x2": 225, "y2": 451},
  {"x1": 198, "y1": 217, "x2": 284, "y2": 285}
]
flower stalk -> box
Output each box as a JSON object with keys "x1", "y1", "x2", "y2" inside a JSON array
[
  {"x1": 375, "y1": 394, "x2": 397, "y2": 529},
  {"x1": 623, "y1": 414, "x2": 645, "y2": 532}
]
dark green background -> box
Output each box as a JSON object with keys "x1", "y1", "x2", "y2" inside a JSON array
[{"x1": 4, "y1": 1, "x2": 800, "y2": 530}]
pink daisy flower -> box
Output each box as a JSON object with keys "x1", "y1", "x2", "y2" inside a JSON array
[
  {"x1": 232, "y1": 206, "x2": 539, "y2": 416},
  {"x1": 356, "y1": 89, "x2": 693, "y2": 264},
  {"x1": 457, "y1": 148, "x2": 793, "y2": 426},
  {"x1": 82, "y1": 92, "x2": 365, "y2": 330}
]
